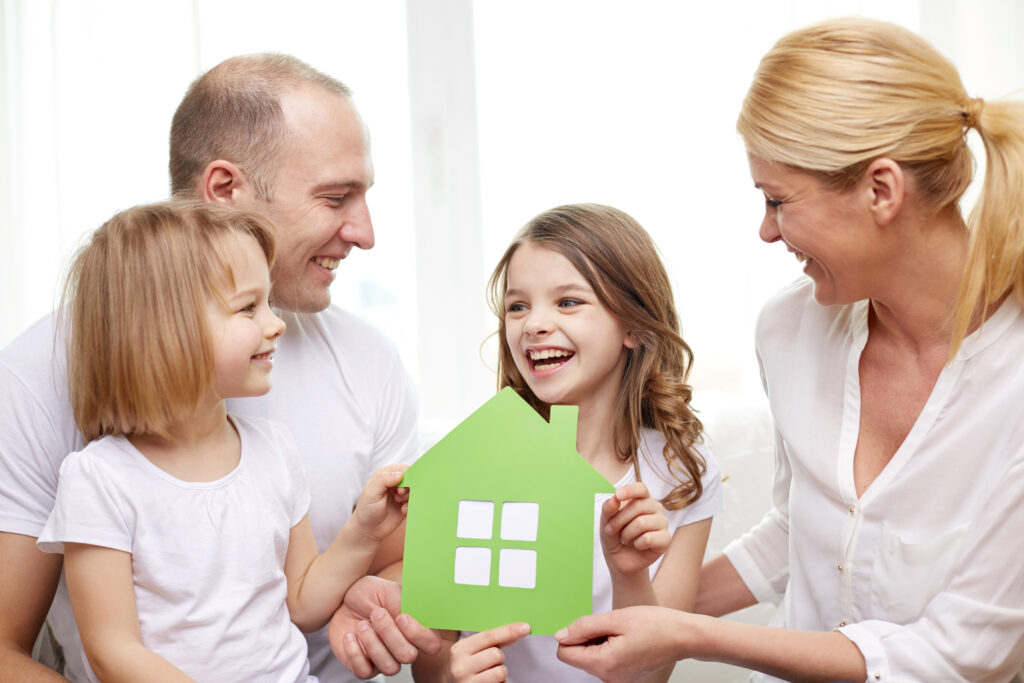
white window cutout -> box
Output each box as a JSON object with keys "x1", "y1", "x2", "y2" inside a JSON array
[
  {"x1": 500, "y1": 501, "x2": 539, "y2": 541},
  {"x1": 498, "y1": 548, "x2": 537, "y2": 589},
  {"x1": 454, "y1": 546, "x2": 491, "y2": 585},
  {"x1": 456, "y1": 500, "x2": 494, "y2": 539}
]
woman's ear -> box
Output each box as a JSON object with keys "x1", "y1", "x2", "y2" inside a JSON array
[
  {"x1": 199, "y1": 160, "x2": 250, "y2": 205},
  {"x1": 865, "y1": 158, "x2": 904, "y2": 226},
  {"x1": 624, "y1": 332, "x2": 638, "y2": 349}
]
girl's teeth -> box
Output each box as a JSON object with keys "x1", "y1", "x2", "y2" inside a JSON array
[{"x1": 530, "y1": 349, "x2": 571, "y2": 360}]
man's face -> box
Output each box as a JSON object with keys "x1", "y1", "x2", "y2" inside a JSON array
[{"x1": 244, "y1": 86, "x2": 375, "y2": 313}]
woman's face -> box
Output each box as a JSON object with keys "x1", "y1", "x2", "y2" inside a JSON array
[{"x1": 748, "y1": 154, "x2": 878, "y2": 306}]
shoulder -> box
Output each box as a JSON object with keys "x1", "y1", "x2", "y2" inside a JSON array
[
  {"x1": 0, "y1": 312, "x2": 68, "y2": 408},
  {"x1": 279, "y1": 305, "x2": 402, "y2": 363},
  {"x1": 637, "y1": 430, "x2": 722, "y2": 519},
  {"x1": 755, "y1": 277, "x2": 864, "y2": 365}
]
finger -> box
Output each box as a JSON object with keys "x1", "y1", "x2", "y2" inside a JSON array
[
  {"x1": 604, "y1": 497, "x2": 659, "y2": 538},
  {"x1": 451, "y1": 641, "x2": 506, "y2": 675},
  {"x1": 618, "y1": 511, "x2": 668, "y2": 547},
  {"x1": 601, "y1": 495, "x2": 621, "y2": 525},
  {"x1": 395, "y1": 613, "x2": 445, "y2": 656},
  {"x1": 355, "y1": 618, "x2": 402, "y2": 676},
  {"x1": 554, "y1": 614, "x2": 617, "y2": 646},
  {"x1": 366, "y1": 607, "x2": 419, "y2": 664},
  {"x1": 615, "y1": 481, "x2": 652, "y2": 502},
  {"x1": 340, "y1": 630, "x2": 380, "y2": 680},
  {"x1": 462, "y1": 622, "x2": 531, "y2": 650}
]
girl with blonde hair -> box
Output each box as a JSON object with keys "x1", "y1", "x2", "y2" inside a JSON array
[
  {"x1": 414, "y1": 203, "x2": 722, "y2": 682},
  {"x1": 556, "y1": 18, "x2": 1024, "y2": 682},
  {"x1": 36, "y1": 201, "x2": 409, "y2": 681}
]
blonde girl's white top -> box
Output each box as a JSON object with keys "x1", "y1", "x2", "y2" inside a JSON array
[
  {"x1": 496, "y1": 430, "x2": 723, "y2": 682},
  {"x1": 725, "y1": 277, "x2": 1024, "y2": 682},
  {"x1": 37, "y1": 415, "x2": 315, "y2": 683}
]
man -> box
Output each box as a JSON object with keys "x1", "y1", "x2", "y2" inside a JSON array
[{"x1": 0, "y1": 54, "x2": 438, "y2": 681}]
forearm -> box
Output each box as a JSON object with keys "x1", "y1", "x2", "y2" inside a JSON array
[
  {"x1": 693, "y1": 554, "x2": 757, "y2": 617},
  {"x1": 86, "y1": 641, "x2": 194, "y2": 683},
  {"x1": 610, "y1": 567, "x2": 657, "y2": 610},
  {"x1": 369, "y1": 521, "x2": 405, "y2": 577},
  {"x1": 0, "y1": 532, "x2": 65, "y2": 681},
  {"x1": 688, "y1": 614, "x2": 865, "y2": 682},
  {"x1": 290, "y1": 523, "x2": 380, "y2": 632},
  {"x1": 0, "y1": 644, "x2": 68, "y2": 682}
]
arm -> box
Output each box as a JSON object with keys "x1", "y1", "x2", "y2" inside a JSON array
[
  {"x1": 600, "y1": 482, "x2": 672, "y2": 609},
  {"x1": 0, "y1": 532, "x2": 66, "y2": 681},
  {"x1": 555, "y1": 606, "x2": 865, "y2": 683},
  {"x1": 693, "y1": 553, "x2": 757, "y2": 617},
  {"x1": 64, "y1": 543, "x2": 193, "y2": 682},
  {"x1": 285, "y1": 466, "x2": 407, "y2": 632}
]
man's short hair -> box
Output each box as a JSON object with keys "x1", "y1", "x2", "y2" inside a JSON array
[{"x1": 169, "y1": 53, "x2": 351, "y2": 200}]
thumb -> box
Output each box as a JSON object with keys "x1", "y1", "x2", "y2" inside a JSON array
[{"x1": 554, "y1": 613, "x2": 617, "y2": 646}]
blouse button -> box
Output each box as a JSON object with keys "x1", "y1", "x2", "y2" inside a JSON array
[
  {"x1": 838, "y1": 564, "x2": 844, "y2": 572},
  {"x1": 849, "y1": 506, "x2": 856, "y2": 514},
  {"x1": 839, "y1": 620, "x2": 847, "y2": 627},
  {"x1": 874, "y1": 674, "x2": 881, "y2": 680}
]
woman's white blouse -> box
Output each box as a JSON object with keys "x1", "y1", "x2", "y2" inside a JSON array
[{"x1": 725, "y1": 278, "x2": 1024, "y2": 682}]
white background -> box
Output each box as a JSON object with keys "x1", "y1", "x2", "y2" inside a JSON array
[{"x1": 2, "y1": 0, "x2": 1022, "y2": 428}]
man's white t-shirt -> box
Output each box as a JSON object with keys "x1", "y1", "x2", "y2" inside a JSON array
[
  {"x1": 0, "y1": 305, "x2": 420, "y2": 682},
  {"x1": 38, "y1": 416, "x2": 314, "y2": 683}
]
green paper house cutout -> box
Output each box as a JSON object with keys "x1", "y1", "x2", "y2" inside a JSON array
[{"x1": 400, "y1": 387, "x2": 614, "y2": 635}]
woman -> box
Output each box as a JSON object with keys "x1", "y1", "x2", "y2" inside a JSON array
[{"x1": 555, "y1": 17, "x2": 1024, "y2": 682}]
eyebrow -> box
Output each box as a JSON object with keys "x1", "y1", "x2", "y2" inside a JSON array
[
  {"x1": 314, "y1": 180, "x2": 368, "y2": 194},
  {"x1": 505, "y1": 283, "x2": 593, "y2": 298}
]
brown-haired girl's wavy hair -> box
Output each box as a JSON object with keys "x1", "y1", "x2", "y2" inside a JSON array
[
  {"x1": 737, "y1": 17, "x2": 1024, "y2": 354},
  {"x1": 487, "y1": 203, "x2": 705, "y2": 510},
  {"x1": 61, "y1": 201, "x2": 276, "y2": 442}
]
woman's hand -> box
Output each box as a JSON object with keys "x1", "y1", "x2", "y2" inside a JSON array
[
  {"x1": 448, "y1": 623, "x2": 531, "y2": 683},
  {"x1": 600, "y1": 482, "x2": 670, "y2": 576},
  {"x1": 555, "y1": 606, "x2": 688, "y2": 683}
]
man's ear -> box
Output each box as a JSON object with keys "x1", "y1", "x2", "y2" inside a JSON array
[
  {"x1": 198, "y1": 160, "x2": 250, "y2": 205},
  {"x1": 865, "y1": 158, "x2": 904, "y2": 227}
]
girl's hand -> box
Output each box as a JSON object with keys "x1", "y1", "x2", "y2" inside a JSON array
[
  {"x1": 600, "y1": 482, "x2": 670, "y2": 576},
  {"x1": 351, "y1": 465, "x2": 410, "y2": 544},
  {"x1": 448, "y1": 623, "x2": 530, "y2": 683}
]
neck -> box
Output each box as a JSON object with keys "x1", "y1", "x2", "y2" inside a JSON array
[
  {"x1": 128, "y1": 397, "x2": 239, "y2": 482},
  {"x1": 868, "y1": 205, "x2": 969, "y2": 353},
  {"x1": 572, "y1": 390, "x2": 631, "y2": 483}
]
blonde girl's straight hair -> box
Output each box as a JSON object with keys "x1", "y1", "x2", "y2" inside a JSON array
[
  {"x1": 487, "y1": 204, "x2": 706, "y2": 510},
  {"x1": 737, "y1": 17, "x2": 1024, "y2": 353},
  {"x1": 62, "y1": 201, "x2": 276, "y2": 442}
]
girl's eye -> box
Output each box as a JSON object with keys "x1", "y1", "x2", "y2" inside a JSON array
[
  {"x1": 507, "y1": 302, "x2": 527, "y2": 313},
  {"x1": 559, "y1": 299, "x2": 582, "y2": 308},
  {"x1": 239, "y1": 303, "x2": 257, "y2": 314}
]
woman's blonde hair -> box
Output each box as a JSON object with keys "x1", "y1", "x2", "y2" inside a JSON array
[
  {"x1": 737, "y1": 17, "x2": 1024, "y2": 352},
  {"x1": 62, "y1": 201, "x2": 276, "y2": 442},
  {"x1": 487, "y1": 204, "x2": 706, "y2": 510}
]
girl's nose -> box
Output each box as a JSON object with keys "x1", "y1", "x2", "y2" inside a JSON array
[
  {"x1": 523, "y1": 313, "x2": 551, "y2": 337},
  {"x1": 265, "y1": 311, "x2": 286, "y2": 339}
]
